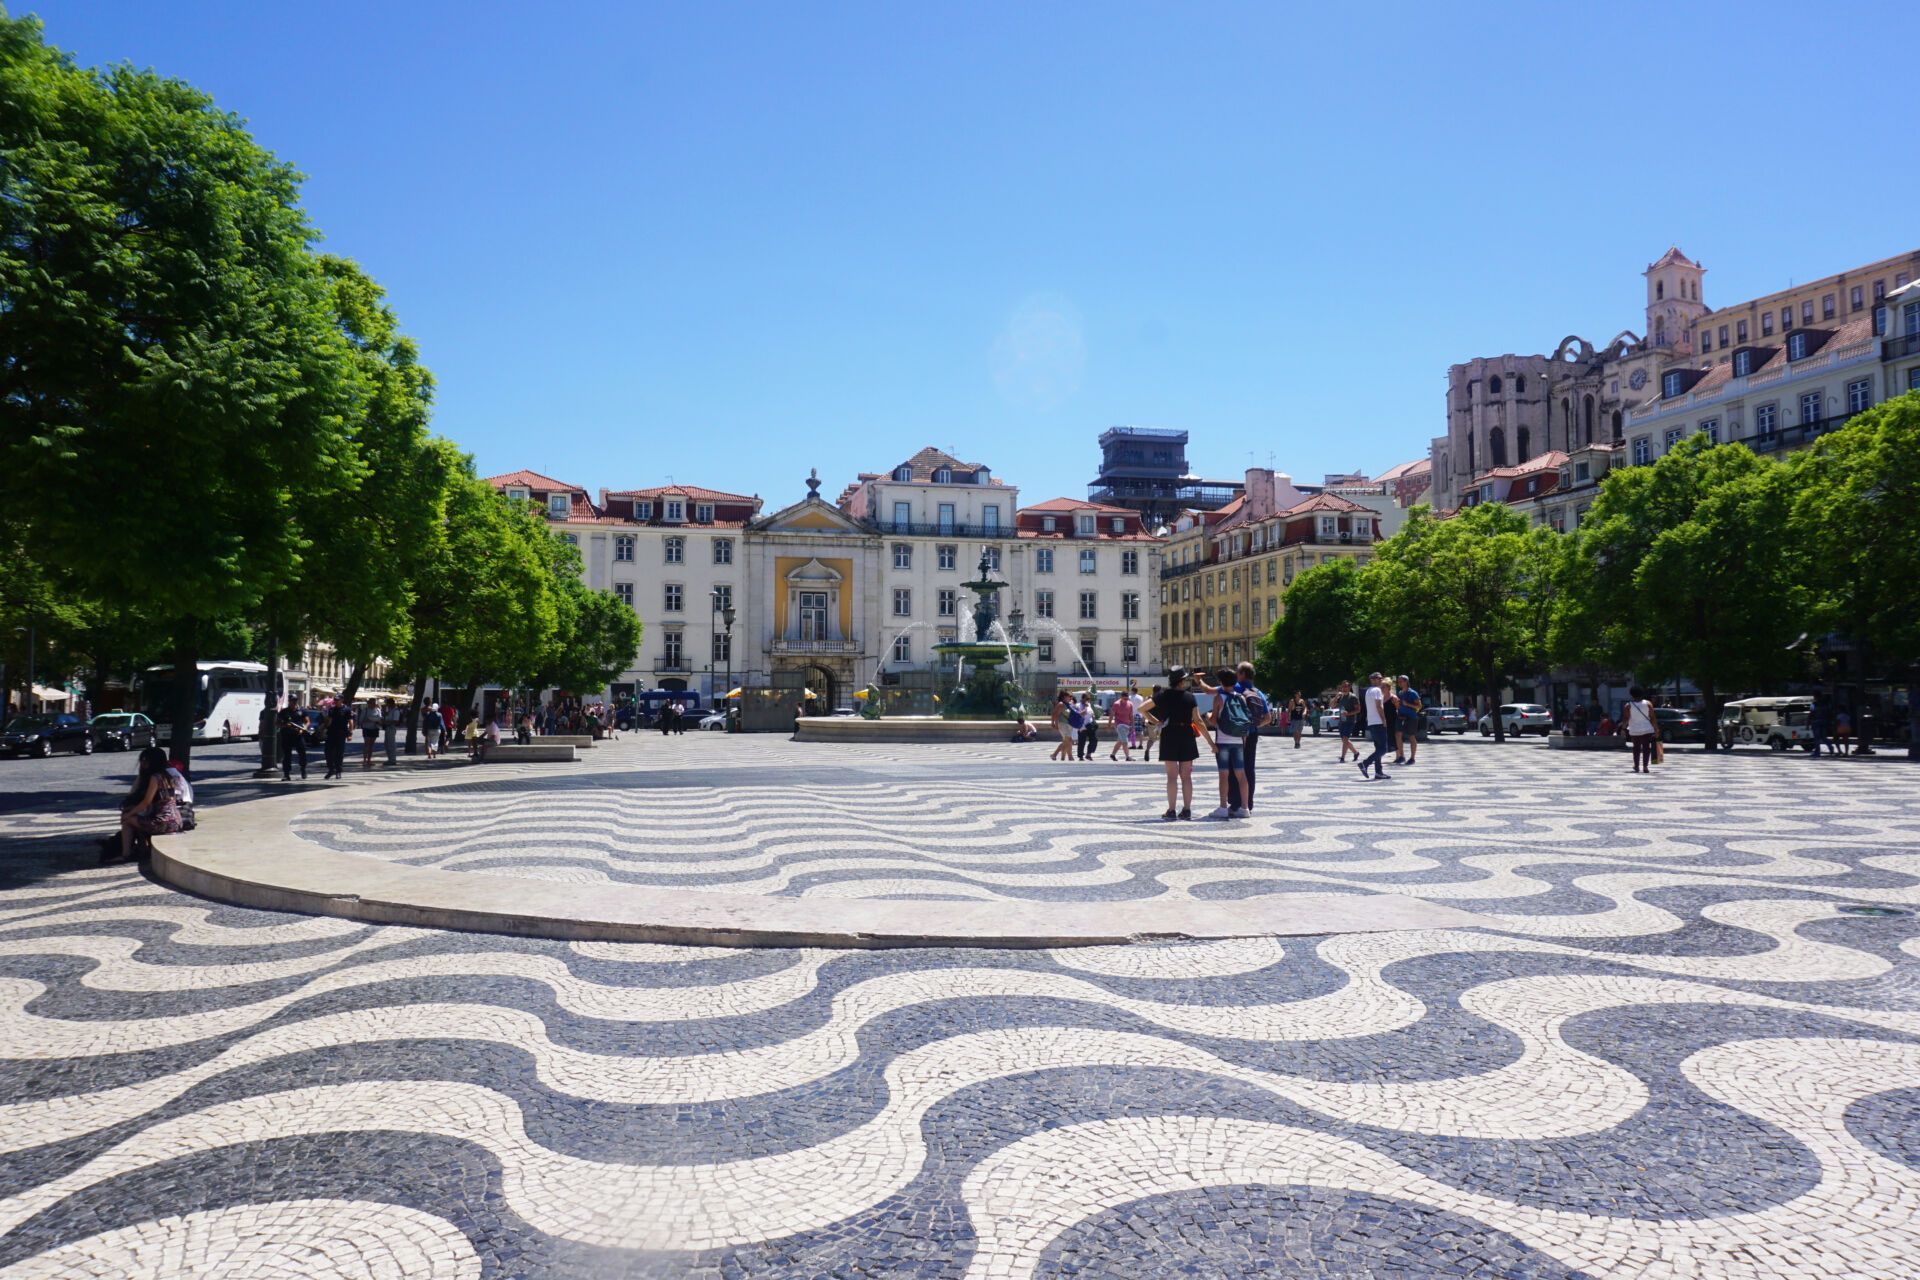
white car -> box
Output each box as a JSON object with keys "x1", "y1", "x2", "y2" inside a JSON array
[
  {"x1": 698, "y1": 712, "x2": 728, "y2": 731},
  {"x1": 1316, "y1": 709, "x2": 1346, "y2": 735},
  {"x1": 1478, "y1": 703, "x2": 1552, "y2": 737}
]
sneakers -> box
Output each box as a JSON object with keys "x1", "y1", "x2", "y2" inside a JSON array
[
  {"x1": 1205, "y1": 806, "x2": 1232, "y2": 820},
  {"x1": 1228, "y1": 807, "x2": 1248, "y2": 819},
  {"x1": 1162, "y1": 807, "x2": 1177, "y2": 822},
  {"x1": 1373, "y1": 771, "x2": 1393, "y2": 781},
  {"x1": 1356, "y1": 761, "x2": 1371, "y2": 779},
  {"x1": 1177, "y1": 807, "x2": 1192, "y2": 821}
]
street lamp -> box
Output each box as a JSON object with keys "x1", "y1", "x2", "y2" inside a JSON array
[
  {"x1": 1123, "y1": 603, "x2": 1133, "y2": 691},
  {"x1": 711, "y1": 591, "x2": 737, "y2": 730}
]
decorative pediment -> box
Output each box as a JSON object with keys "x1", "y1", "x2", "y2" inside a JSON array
[
  {"x1": 785, "y1": 557, "x2": 843, "y2": 584},
  {"x1": 754, "y1": 495, "x2": 867, "y2": 535}
]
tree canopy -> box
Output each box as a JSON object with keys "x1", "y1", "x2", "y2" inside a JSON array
[{"x1": 1252, "y1": 558, "x2": 1377, "y2": 698}]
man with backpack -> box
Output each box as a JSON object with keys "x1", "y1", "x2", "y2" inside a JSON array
[
  {"x1": 1223, "y1": 662, "x2": 1270, "y2": 812},
  {"x1": 1199, "y1": 668, "x2": 1257, "y2": 818}
]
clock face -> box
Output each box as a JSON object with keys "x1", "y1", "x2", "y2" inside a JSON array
[{"x1": 1629, "y1": 368, "x2": 1648, "y2": 390}]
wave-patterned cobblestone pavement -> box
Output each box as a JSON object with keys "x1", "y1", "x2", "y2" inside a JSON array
[{"x1": 4, "y1": 736, "x2": 1920, "y2": 1277}]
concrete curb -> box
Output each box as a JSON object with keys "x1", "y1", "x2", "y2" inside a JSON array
[{"x1": 150, "y1": 748, "x2": 1494, "y2": 950}]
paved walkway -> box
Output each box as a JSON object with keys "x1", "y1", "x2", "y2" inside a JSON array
[{"x1": 3, "y1": 735, "x2": 1920, "y2": 1276}]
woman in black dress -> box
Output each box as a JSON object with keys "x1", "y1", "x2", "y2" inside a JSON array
[{"x1": 1148, "y1": 667, "x2": 1214, "y2": 821}]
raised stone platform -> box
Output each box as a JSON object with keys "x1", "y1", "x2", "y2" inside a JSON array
[
  {"x1": 478, "y1": 743, "x2": 574, "y2": 762},
  {"x1": 533, "y1": 734, "x2": 594, "y2": 747},
  {"x1": 794, "y1": 716, "x2": 1025, "y2": 743},
  {"x1": 1548, "y1": 732, "x2": 1627, "y2": 751}
]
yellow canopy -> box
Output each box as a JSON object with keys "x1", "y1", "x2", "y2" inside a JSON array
[
  {"x1": 725, "y1": 688, "x2": 743, "y2": 698},
  {"x1": 803, "y1": 688, "x2": 818, "y2": 698},
  {"x1": 852, "y1": 689, "x2": 870, "y2": 699}
]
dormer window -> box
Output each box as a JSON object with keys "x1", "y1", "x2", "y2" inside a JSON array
[
  {"x1": 1075, "y1": 514, "x2": 1095, "y2": 536},
  {"x1": 695, "y1": 503, "x2": 713, "y2": 523},
  {"x1": 974, "y1": 467, "x2": 990, "y2": 484},
  {"x1": 932, "y1": 467, "x2": 952, "y2": 484},
  {"x1": 1787, "y1": 332, "x2": 1809, "y2": 362},
  {"x1": 892, "y1": 465, "x2": 911, "y2": 481},
  {"x1": 1662, "y1": 371, "x2": 1686, "y2": 399},
  {"x1": 665, "y1": 500, "x2": 685, "y2": 522},
  {"x1": 506, "y1": 486, "x2": 529, "y2": 502},
  {"x1": 547, "y1": 493, "x2": 570, "y2": 520},
  {"x1": 1732, "y1": 349, "x2": 1755, "y2": 377},
  {"x1": 1041, "y1": 516, "x2": 1056, "y2": 532},
  {"x1": 636, "y1": 501, "x2": 653, "y2": 519}
]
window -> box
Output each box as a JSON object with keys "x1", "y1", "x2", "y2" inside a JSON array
[
  {"x1": 1906, "y1": 301, "x2": 1920, "y2": 336},
  {"x1": 713, "y1": 585, "x2": 733, "y2": 610},
  {"x1": 1787, "y1": 332, "x2": 1809, "y2": 361},
  {"x1": 937, "y1": 544, "x2": 957, "y2": 570},
  {"x1": 937, "y1": 503, "x2": 955, "y2": 534},
  {"x1": 1035, "y1": 589, "x2": 1054, "y2": 619},
  {"x1": 1121, "y1": 549, "x2": 1139, "y2": 575},
  {"x1": 662, "y1": 632, "x2": 683, "y2": 667},
  {"x1": 1230, "y1": 569, "x2": 1240, "y2": 591},
  {"x1": 1876, "y1": 280, "x2": 1888, "y2": 300},
  {"x1": 548, "y1": 493, "x2": 570, "y2": 519},
  {"x1": 1734, "y1": 349, "x2": 1757, "y2": 377},
  {"x1": 1800, "y1": 390, "x2": 1823, "y2": 424},
  {"x1": 892, "y1": 634, "x2": 911, "y2": 663},
  {"x1": 932, "y1": 467, "x2": 951, "y2": 484},
  {"x1": 1762, "y1": 312, "x2": 1774, "y2": 337},
  {"x1": 1632, "y1": 437, "x2": 1651, "y2": 466},
  {"x1": 893, "y1": 543, "x2": 911, "y2": 570},
  {"x1": 1847, "y1": 379, "x2": 1871, "y2": 415},
  {"x1": 1875, "y1": 305, "x2": 1890, "y2": 336},
  {"x1": 938, "y1": 589, "x2": 957, "y2": 617},
  {"x1": 664, "y1": 537, "x2": 684, "y2": 564},
  {"x1": 1035, "y1": 547, "x2": 1053, "y2": 574},
  {"x1": 1801, "y1": 301, "x2": 1814, "y2": 326},
  {"x1": 1122, "y1": 591, "x2": 1140, "y2": 621},
  {"x1": 891, "y1": 587, "x2": 912, "y2": 617},
  {"x1": 1700, "y1": 331, "x2": 1712, "y2": 353},
  {"x1": 1699, "y1": 418, "x2": 1719, "y2": 444},
  {"x1": 1717, "y1": 325, "x2": 1729, "y2": 348},
  {"x1": 1041, "y1": 516, "x2": 1056, "y2": 532},
  {"x1": 1489, "y1": 374, "x2": 1503, "y2": 393},
  {"x1": 1111, "y1": 518, "x2": 1125, "y2": 534},
  {"x1": 664, "y1": 583, "x2": 683, "y2": 611},
  {"x1": 1265, "y1": 560, "x2": 1277, "y2": 585},
  {"x1": 1663, "y1": 428, "x2": 1683, "y2": 451},
  {"x1": 665, "y1": 500, "x2": 684, "y2": 522},
  {"x1": 1123, "y1": 637, "x2": 1139, "y2": 665},
  {"x1": 982, "y1": 504, "x2": 1001, "y2": 533},
  {"x1": 1822, "y1": 294, "x2": 1835, "y2": 320},
  {"x1": 1782, "y1": 306, "x2": 1793, "y2": 331},
  {"x1": 1319, "y1": 515, "x2": 1338, "y2": 537},
  {"x1": 892, "y1": 465, "x2": 911, "y2": 481},
  {"x1": 713, "y1": 538, "x2": 733, "y2": 565},
  {"x1": 1079, "y1": 548, "x2": 1097, "y2": 574},
  {"x1": 561, "y1": 532, "x2": 578, "y2": 546},
  {"x1": 1037, "y1": 638, "x2": 1054, "y2": 663},
  {"x1": 614, "y1": 582, "x2": 633, "y2": 606},
  {"x1": 637, "y1": 501, "x2": 653, "y2": 519},
  {"x1": 1075, "y1": 513, "x2": 1095, "y2": 536},
  {"x1": 1574, "y1": 460, "x2": 1590, "y2": 482},
  {"x1": 1079, "y1": 591, "x2": 1098, "y2": 620},
  {"x1": 712, "y1": 631, "x2": 731, "y2": 662},
  {"x1": 892, "y1": 501, "x2": 911, "y2": 530},
  {"x1": 615, "y1": 535, "x2": 635, "y2": 562},
  {"x1": 1755, "y1": 403, "x2": 1777, "y2": 437},
  {"x1": 1662, "y1": 371, "x2": 1685, "y2": 398},
  {"x1": 1737, "y1": 319, "x2": 1748, "y2": 343},
  {"x1": 1851, "y1": 286, "x2": 1864, "y2": 312},
  {"x1": 1230, "y1": 603, "x2": 1242, "y2": 629},
  {"x1": 1080, "y1": 637, "x2": 1096, "y2": 666},
  {"x1": 1910, "y1": 367, "x2": 1920, "y2": 393},
  {"x1": 701, "y1": 504, "x2": 719, "y2": 524},
  {"x1": 506, "y1": 485, "x2": 529, "y2": 502},
  {"x1": 983, "y1": 547, "x2": 1001, "y2": 572}
]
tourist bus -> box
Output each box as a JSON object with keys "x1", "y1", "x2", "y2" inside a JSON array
[{"x1": 138, "y1": 660, "x2": 284, "y2": 743}]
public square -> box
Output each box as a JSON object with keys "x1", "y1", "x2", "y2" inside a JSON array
[{"x1": 4, "y1": 734, "x2": 1920, "y2": 1278}]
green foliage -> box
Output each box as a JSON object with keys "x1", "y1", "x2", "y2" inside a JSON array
[
  {"x1": 1365, "y1": 504, "x2": 1559, "y2": 738},
  {"x1": 1252, "y1": 558, "x2": 1376, "y2": 696}
]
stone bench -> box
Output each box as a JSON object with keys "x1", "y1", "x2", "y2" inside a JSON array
[
  {"x1": 478, "y1": 743, "x2": 575, "y2": 763},
  {"x1": 533, "y1": 735, "x2": 594, "y2": 747},
  {"x1": 1548, "y1": 732, "x2": 1626, "y2": 751}
]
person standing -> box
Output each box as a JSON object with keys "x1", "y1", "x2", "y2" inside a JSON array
[
  {"x1": 1048, "y1": 691, "x2": 1072, "y2": 761},
  {"x1": 1625, "y1": 686, "x2": 1659, "y2": 774},
  {"x1": 1394, "y1": 676, "x2": 1422, "y2": 767},
  {"x1": 1571, "y1": 702, "x2": 1589, "y2": 738},
  {"x1": 357, "y1": 699, "x2": 380, "y2": 769},
  {"x1": 1195, "y1": 669, "x2": 1253, "y2": 818},
  {"x1": 1108, "y1": 688, "x2": 1135, "y2": 762},
  {"x1": 1222, "y1": 663, "x2": 1269, "y2": 814},
  {"x1": 1358, "y1": 672, "x2": 1392, "y2": 781},
  {"x1": 323, "y1": 700, "x2": 351, "y2": 779},
  {"x1": 1807, "y1": 695, "x2": 1830, "y2": 758},
  {"x1": 1289, "y1": 692, "x2": 1308, "y2": 749},
  {"x1": 380, "y1": 697, "x2": 401, "y2": 765},
  {"x1": 1336, "y1": 680, "x2": 1360, "y2": 763},
  {"x1": 278, "y1": 695, "x2": 309, "y2": 781},
  {"x1": 1077, "y1": 692, "x2": 1100, "y2": 761},
  {"x1": 422, "y1": 700, "x2": 441, "y2": 760},
  {"x1": 1149, "y1": 668, "x2": 1213, "y2": 821},
  {"x1": 1140, "y1": 686, "x2": 1163, "y2": 763}
]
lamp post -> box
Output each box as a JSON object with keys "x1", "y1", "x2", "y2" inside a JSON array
[
  {"x1": 712, "y1": 591, "x2": 737, "y2": 730},
  {"x1": 1123, "y1": 603, "x2": 1133, "y2": 691}
]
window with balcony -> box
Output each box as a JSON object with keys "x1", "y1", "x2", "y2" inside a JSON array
[
  {"x1": 1782, "y1": 306, "x2": 1793, "y2": 331},
  {"x1": 1737, "y1": 319, "x2": 1748, "y2": 343},
  {"x1": 713, "y1": 538, "x2": 733, "y2": 565},
  {"x1": 937, "y1": 589, "x2": 957, "y2": 617},
  {"x1": 1800, "y1": 390, "x2": 1823, "y2": 424},
  {"x1": 1851, "y1": 286, "x2": 1864, "y2": 312},
  {"x1": 614, "y1": 582, "x2": 633, "y2": 606},
  {"x1": 982, "y1": 504, "x2": 1000, "y2": 533},
  {"x1": 892, "y1": 588, "x2": 911, "y2": 617},
  {"x1": 937, "y1": 503, "x2": 955, "y2": 534},
  {"x1": 664, "y1": 537, "x2": 684, "y2": 564},
  {"x1": 1700, "y1": 331, "x2": 1711, "y2": 353},
  {"x1": 1755, "y1": 402, "x2": 1777, "y2": 437},
  {"x1": 664, "y1": 583, "x2": 683, "y2": 611},
  {"x1": 1121, "y1": 549, "x2": 1138, "y2": 575},
  {"x1": 937, "y1": 544, "x2": 957, "y2": 570},
  {"x1": 1800, "y1": 301, "x2": 1814, "y2": 326},
  {"x1": 1035, "y1": 547, "x2": 1053, "y2": 574},
  {"x1": 1847, "y1": 379, "x2": 1871, "y2": 415},
  {"x1": 892, "y1": 501, "x2": 911, "y2": 530},
  {"x1": 893, "y1": 543, "x2": 911, "y2": 570},
  {"x1": 1079, "y1": 548, "x2": 1097, "y2": 574},
  {"x1": 548, "y1": 493, "x2": 570, "y2": 519},
  {"x1": 662, "y1": 632, "x2": 683, "y2": 668},
  {"x1": 1079, "y1": 591, "x2": 1097, "y2": 620},
  {"x1": 1080, "y1": 637, "x2": 1096, "y2": 666},
  {"x1": 615, "y1": 535, "x2": 635, "y2": 562}
]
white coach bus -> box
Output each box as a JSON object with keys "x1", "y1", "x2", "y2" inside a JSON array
[{"x1": 138, "y1": 660, "x2": 284, "y2": 743}]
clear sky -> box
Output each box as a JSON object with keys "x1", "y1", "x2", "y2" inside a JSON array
[{"x1": 22, "y1": 1, "x2": 1918, "y2": 507}]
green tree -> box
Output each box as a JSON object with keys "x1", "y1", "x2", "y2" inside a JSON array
[
  {"x1": 530, "y1": 568, "x2": 645, "y2": 697},
  {"x1": 1, "y1": 15, "x2": 361, "y2": 761},
  {"x1": 1365, "y1": 504, "x2": 1559, "y2": 741},
  {"x1": 1252, "y1": 558, "x2": 1377, "y2": 697},
  {"x1": 1790, "y1": 392, "x2": 1920, "y2": 756},
  {"x1": 1568, "y1": 435, "x2": 1802, "y2": 746}
]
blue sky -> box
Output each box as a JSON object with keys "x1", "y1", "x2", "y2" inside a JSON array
[{"x1": 24, "y1": 1, "x2": 1918, "y2": 506}]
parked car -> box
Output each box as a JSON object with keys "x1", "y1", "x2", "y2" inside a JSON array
[
  {"x1": 90, "y1": 712, "x2": 157, "y2": 751},
  {"x1": 1423, "y1": 705, "x2": 1469, "y2": 734},
  {"x1": 1653, "y1": 706, "x2": 1709, "y2": 743},
  {"x1": 1316, "y1": 709, "x2": 1345, "y2": 735},
  {"x1": 1478, "y1": 704, "x2": 1552, "y2": 737},
  {"x1": 0, "y1": 714, "x2": 94, "y2": 758},
  {"x1": 1719, "y1": 696, "x2": 1816, "y2": 751},
  {"x1": 698, "y1": 711, "x2": 728, "y2": 731}
]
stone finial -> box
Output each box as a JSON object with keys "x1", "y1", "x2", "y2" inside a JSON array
[{"x1": 805, "y1": 468, "x2": 821, "y2": 498}]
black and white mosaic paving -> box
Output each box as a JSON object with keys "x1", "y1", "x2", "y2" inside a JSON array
[{"x1": 5, "y1": 735, "x2": 1920, "y2": 1277}]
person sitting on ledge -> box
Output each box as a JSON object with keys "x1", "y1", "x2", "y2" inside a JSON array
[{"x1": 1011, "y1": 709, "x2": 1038, "y2": 742}]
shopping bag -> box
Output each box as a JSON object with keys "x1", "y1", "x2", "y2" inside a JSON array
[{"x1": 1652, "y1": 740, "x2": 1664, "y2": 765}]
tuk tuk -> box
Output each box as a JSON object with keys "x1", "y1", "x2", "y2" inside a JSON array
[{"x1": 1719, "y1": 696, "x2": 1815, "y2": 750}]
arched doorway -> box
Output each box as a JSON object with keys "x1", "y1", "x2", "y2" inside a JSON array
[{"x1": 805, "y1": 665, "x2": 837, "y2": 714}]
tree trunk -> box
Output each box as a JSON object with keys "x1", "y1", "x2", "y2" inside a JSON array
[
  {"x1": 258, "y1": 614, "x2": 280, "y2": 772},
  {"x1": 1483, "y1": 661, "x2": 1505, "y2": 743},
  {"x1": 406, "y1": 672, "x2": 428, "y2": 753},
  {"x1": 169, "y1": 625, "x2": 199, "y2": 770},
  {"x1": 341, "y1": 660, "x2": 365, "y2": 706},
  {"x1": 447, "y1": 682, "x2": 479, "y2": 732},
  {"x1": 1853, "y1": 639, "x2": 1875, "y2": 756}
]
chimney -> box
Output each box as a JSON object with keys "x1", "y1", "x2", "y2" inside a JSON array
[{"x1": 1244, "y1": 467, "x2": 1277, "y2": 520}]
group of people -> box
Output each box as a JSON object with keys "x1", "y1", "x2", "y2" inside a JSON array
[
  {"x1": 1045, "y1": 689, "x2": 1155, "y2": 763},
  {"x1": 1329, "y1": 674, "x2": 1423, "y2": 779},
  {"x1": 271, "y1": 694, "x2": 415, "y2": 781}
]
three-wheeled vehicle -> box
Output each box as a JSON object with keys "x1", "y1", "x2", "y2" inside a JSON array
[{"x1": 1719, "y1": 695, "x2": 1816, "y2": 750}]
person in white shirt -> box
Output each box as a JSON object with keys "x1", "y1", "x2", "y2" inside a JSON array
[
  {"x1": 1624, "y1": 686, "x2": 1660, "y2": 774},
  {"x1": 1358, "y1": 672, "x2": 1392, "y2": 780}
]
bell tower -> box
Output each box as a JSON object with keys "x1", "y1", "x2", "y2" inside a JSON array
[{"x1": 1644, "y1": 247, "x2": 1707, "y2": 356}]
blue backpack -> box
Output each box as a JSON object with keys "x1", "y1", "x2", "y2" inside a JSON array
[{"x1": 1217, "y1": 690, "x2": 1255, "y2": 737}]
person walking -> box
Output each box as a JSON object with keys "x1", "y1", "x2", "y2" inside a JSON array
[
  {"x1": 1624, "y1": 686, "x2": 1660, "y2": 774},
  {"x1": 463, "y1": 713, "x2": 482, "y2": 759},
  {"x1": 1358, "y1": 672, "x2": 1392, "y2": 781},
  {"x1": 1336, "y1": 680, "x2": 1359, "y2": 763},
  {"x1": 1807, "y1": 695, "x2": 1831, "y2": 758},
  {"x1": 278, "y1": 695, "x2": 309, "y2": 781},
  {"x1": 1108, "y1": 688, "x2": 1135, "y2": 762},
  {"x1": 1149, "y1": 668, "x2": 1213, "y2": 821},
  {"x1": 1289, "y1": 692, "x2": 1308, "y2": 749},
  {"x1": 1077, "y1": 692, "x2": 1100, "y2": 761},
  {"x1": 357, "y1": 699, "x2": 380, "y2": 770},
  {"x1": 323, "y1": 700, "x2": 351, "y2": 779},
  {"x1": 422, "y1": 700, "x2": 441, "y2": 760},
  {"x1": 1049, "y1": 691, "x2": 1075, "y2": 762},
  {"x1": 1394, "y1": 676, "x2": 1422, "y2": 766},
  {"x1": 1140, "y1": 686, "x2": 1163, "y2": 763}
]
